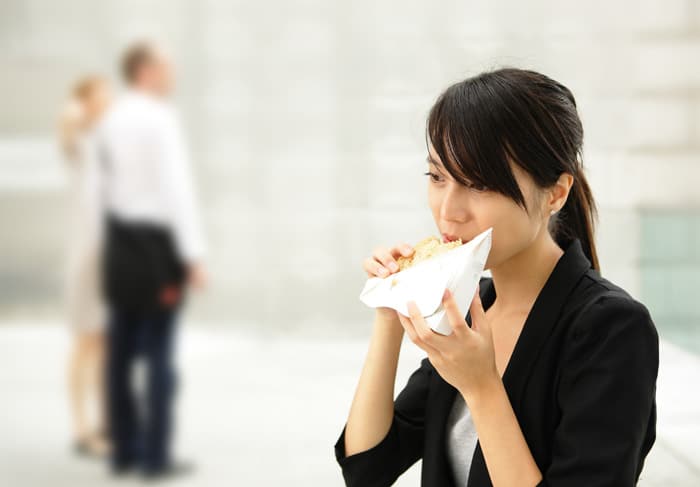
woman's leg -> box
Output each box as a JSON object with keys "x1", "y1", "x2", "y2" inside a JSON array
[
  {"x1": 92, "y1": 332, "x2": 109, "y2": 436},
  {"x1": 68, "y1": 333, "x2": 91, "y2": 445},
  {"x1": 85, "y1": 332, "x2": 111, "y2": 455}
]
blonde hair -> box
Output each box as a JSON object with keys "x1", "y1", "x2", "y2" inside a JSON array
[
  {"x1": 58, "y1": 75, "x2": 107, "y2": 162},
  {"x1": 72, "y1": 75, "x2": 106, "y2": 102}
]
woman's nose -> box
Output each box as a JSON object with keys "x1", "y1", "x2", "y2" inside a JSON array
[{"x1": 440, "y1": 189, "x2": 469, "y2": 222}]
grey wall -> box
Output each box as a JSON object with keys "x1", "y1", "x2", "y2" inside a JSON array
[{"x1": 1, "y1": 0, "x2": 699, "y2": 337}]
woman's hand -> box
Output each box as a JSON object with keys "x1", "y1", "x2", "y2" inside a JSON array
[
  {"x1": 362, "y1": 242, "x2": 414, "y2": 278},
  {"x1": 401, "y1": 290, "x2": 544, "y2": 486},
  {"x1": 397, "y1": 288, "x2": 500, "y2": 401},
  {"x1": 362, "y1": 242, "x2": 414, "y2": 322}
]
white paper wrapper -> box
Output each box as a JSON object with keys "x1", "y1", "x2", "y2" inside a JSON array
[{"x1": 359, "y1": 227, "x2": 493, "y2": 335}]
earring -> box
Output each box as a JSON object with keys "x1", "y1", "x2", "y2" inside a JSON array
[{"x1": 550, "y1": 209, "x2": 557, "y2": 216}]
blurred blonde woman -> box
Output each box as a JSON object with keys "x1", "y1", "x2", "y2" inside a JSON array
[{"x1": 58, "y1": 75, "x2": 112, "y2": 457}]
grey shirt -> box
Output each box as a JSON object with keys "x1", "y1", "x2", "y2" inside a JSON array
[{"x1": 446, "y1": 393, "x2": 479, "y2": 487}]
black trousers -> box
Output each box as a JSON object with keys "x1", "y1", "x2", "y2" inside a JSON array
[{"x1": 106, "y1": 306, "x2": 179, "y2": 472}]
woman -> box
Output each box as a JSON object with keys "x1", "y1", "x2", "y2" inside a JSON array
[
  {"x1": 334, "y1": 68, "x2": 658, "y2": 486},
  {"x1": 58, "y1": 75, "x2": 112, "y2": 457}
]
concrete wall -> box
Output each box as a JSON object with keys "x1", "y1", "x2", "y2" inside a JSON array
[{"x1": 0, "y1": 0, "x2": 698, "y2": 335}]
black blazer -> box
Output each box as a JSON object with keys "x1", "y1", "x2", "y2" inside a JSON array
[{"x1": 334, "y1": 238, "x2": 659, "y2": 486}]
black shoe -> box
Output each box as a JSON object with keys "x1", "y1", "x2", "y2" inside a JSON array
[{"x1": 142, "y1": 461, "x2": 195, "y2": 482}]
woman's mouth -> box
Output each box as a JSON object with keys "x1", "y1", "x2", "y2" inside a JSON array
[{"x1": 441, "y1": 233, "x2": 462, "y2": 244}]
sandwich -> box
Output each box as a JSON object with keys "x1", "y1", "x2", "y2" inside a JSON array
[{"x1": 396, "y1": 236, "x2": 463, "y2": 271}]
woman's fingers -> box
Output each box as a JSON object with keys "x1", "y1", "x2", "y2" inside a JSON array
[
  {"x1": 362, "y1": 243, "x2": 414, "y2": 278},
  {"x1": 373, "y1": 247, "x2": 400, "y2": 274},
  {"x1": 397, "y1": 312, "x2": 416, "y2": 339},
  {"x1": 398, "y1": 305, "x2": 441, "y2": 355},
  {"x1": 397, "y1": 312, "x2": 425, "y2": 350},
  {"x1": 406, "y1": 301, "x2": 448, "y2": 351},
  {"x1": 362, "y1": 257, "x2": 390, "y2": 278},
  {"x1": 363, "y1": 246, "x2": 400, "y2": 278},
  {"x1": 393, "y1": 243, "x2": 414, "y2": 258},
  {"x1": 442, "y1": 288, "x2": 470, "y2": 336}
]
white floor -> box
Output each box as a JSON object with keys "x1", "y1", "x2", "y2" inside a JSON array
[{"x1": 0, "y1": 323, "x2": 698, "y2": 486}]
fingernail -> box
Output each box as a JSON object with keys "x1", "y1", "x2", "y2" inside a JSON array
[
  {"x1": 443, "y1": 289, "x2": 451, "y2": 300},
  {"x1": 389, "y1": 262, "x2": 398, "y2": 272},
  {"x1": 378, "y1": 267, "x2": 388, "y2": 276}
]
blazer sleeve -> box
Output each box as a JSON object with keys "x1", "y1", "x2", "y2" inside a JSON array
[
  {"x1": 334, "y1": 357, "x2": 433, "y2": 487},
  {"x1": 538, "y1": 295, "x2": 659, "y2": 487}
]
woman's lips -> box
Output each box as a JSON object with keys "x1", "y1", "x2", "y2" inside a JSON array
[{"x1": 441, "y1": 233, "x2": 462, "y2": 243}]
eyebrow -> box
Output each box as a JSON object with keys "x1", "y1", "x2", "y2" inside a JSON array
[{"x1": 426, "y1": 155, "x2": 442, "y2": 167}]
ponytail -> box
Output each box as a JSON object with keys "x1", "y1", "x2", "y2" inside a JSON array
[{"x1": 551, "y1": 171, "x2": 600, "y2": 272}]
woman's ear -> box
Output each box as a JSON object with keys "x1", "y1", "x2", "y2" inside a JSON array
[{"x1": 548, "y1": 172, "x2": 574, "y2": 213}]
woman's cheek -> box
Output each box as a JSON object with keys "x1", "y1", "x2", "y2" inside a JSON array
[{"x1": 427, "y1": 188, "x2": 442, "y2": 219}]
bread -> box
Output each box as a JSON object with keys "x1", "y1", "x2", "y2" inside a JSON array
[{"x1": 396, "y1": 236, "x2": 463, "y2": 271}]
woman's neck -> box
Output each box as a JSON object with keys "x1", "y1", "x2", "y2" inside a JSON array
[{"x1": 488, "y1": 233, "x2": 564, "y2": 315}]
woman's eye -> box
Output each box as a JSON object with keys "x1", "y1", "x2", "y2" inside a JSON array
[
  {"x1": 423, "y1": 171, "x2": 443, "y2": 183},
  {"x1": 467, "y1": 182, "x2": 487, "y2": 192}
]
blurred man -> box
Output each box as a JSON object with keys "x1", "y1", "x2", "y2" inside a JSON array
[{"x1": 95, "y1": 40, "x2": 206, "y2": 480}]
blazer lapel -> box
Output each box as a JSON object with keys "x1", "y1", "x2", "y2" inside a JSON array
[
  {"x1": 499, "y1": 239, "x2": 592, "y2": 410},
  {"x1": 467, "y1": 238, "x2": 592, "y2": 486}
]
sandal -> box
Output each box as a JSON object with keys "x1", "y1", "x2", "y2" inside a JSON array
[{"x1": 73, "y1": 432, "x2": 111, "y2": 458}]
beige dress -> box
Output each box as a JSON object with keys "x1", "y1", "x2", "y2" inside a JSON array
[{"x1": 63, "y1": 131, "x2": 106, "y2": 333}]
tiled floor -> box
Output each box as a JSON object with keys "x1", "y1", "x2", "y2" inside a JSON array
[{"x1": 0, "y1": 323, "x2": 698, "y2": 486}]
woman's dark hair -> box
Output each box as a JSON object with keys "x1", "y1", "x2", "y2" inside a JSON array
[{"x1": 426, "y1": 67, "x2": 599, "y2": 271}]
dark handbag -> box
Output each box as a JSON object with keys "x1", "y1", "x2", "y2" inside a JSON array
[{"x1": 102, "y1": 213, "x2": 186, "y2": 313}]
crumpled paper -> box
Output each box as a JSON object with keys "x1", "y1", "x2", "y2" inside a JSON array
[{"x1": 359, "y1": 227, "x2": 493, "y2": 335}]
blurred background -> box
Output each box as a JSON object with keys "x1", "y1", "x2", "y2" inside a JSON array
[{"x1": 1, "y1": 0, "x2": 699, "y2": 485}]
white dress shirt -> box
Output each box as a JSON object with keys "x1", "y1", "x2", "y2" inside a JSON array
[{"x1": 93, "y1": 89, "x2": 206, "y2": 262}]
